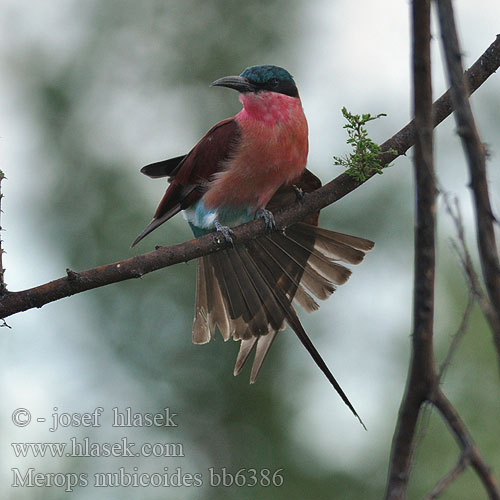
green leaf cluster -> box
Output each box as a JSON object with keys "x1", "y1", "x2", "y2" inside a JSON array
[{"x1": 333, "y1": 107, "x2": 395, "y2": 181}]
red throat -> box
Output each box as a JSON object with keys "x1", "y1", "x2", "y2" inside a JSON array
[{"x1": 238, "y1": 91, "x2": 302, "y2": 126}]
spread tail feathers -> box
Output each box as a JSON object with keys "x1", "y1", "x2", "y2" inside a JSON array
[{"x1": 192, "y1": 222, "x2": 373, "y2": 425}]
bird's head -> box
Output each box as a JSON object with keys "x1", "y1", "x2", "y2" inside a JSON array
[{"x1": 211, "y1": 65, "x2": 298, "y2": 98}]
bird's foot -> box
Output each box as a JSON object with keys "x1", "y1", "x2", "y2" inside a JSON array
[
  {"x1": 292, "y1": 184, "x2": 305, "y2": 202},
  {"x1": 255, "y1": 208, "x2": 277, "y2": 233},
  {"x1": 214, "y1": 220, "x2": 235, "y2": 245}
]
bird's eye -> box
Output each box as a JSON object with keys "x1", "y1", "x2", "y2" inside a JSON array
[{"x1": 268, "y1": 78, "x2": 279, "y2": 87}]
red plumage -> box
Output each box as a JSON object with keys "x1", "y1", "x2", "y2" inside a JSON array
[{"x1": 133, "y1": 67, "x2": 374, "y2": 426}]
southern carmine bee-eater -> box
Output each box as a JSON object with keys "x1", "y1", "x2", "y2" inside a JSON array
[{"x1": 132, "y1": 65, "x2": 373, "y2": 425}]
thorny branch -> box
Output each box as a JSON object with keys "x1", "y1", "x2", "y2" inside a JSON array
[
  {"x1": 0, "y1": 35, "x2": 499, "y2": 320},
  {"x1": 0, "y1": 171, "x2": 6, "y2": 297},
  {"x1": 385, "y1": 3, "x2": 436, "y2": 498},
  {"x1": 437, "y1": 288, "x2": 474, "y2": 381},
  {"x1": 0, "y1": 6, "x2": 499, "y2": 500},
  {"x1": 443, "y1": 194, "x2": 498, "y2": 372},
  {"x1": 431, "y1": 389, "x2": 500, "y2": 499},
  {"x1": 385, "y1": 3, "x2": 500, "y2": 500},
  {"x1": 0, "y1": 171, "x2": 9, "y2": 329},
  {"x1": 437, "y1": 0, "x2": 500, "y2": 370},
  {"x1": 423, "y1": 453, "x2": 469, "y2": 500}
]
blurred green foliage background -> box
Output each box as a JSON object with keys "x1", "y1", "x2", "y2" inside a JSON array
[{"x1": 1, "y1": 1, "x2": 499, "y2": 498}]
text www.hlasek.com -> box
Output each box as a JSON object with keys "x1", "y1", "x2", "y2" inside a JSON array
[{"x1": 11, "y1": 437, "x2": 184, "y2": 458}]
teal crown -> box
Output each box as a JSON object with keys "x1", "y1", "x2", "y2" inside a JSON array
[{"x1": 240, "y1": 65, "x2": 295, "y2": 85}]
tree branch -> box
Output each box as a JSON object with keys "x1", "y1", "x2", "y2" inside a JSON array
[
  {"x1": 0, "y1": 170, "x2": 6, "y2": 296},
  {"x1": 385, "y1": 3, "x2": 436, "y2": 498},
  {"x1": 423, "y1": 453, "x2": 469, "y2": 500},
  {"x1": 437, "y1": 0, "x2": 500, "y2": 367},
  {"x1": 380, "y1": 34, "x2": 500, "y2": 163},
  {"x1": 431, "y1": 389, "x2": 500, "y2": 500},
  {"x1": 444, "y1": 194, "x2": 500, "y2": 372},
  {"x1": 0, "y1": 36, "x2": 499, "y2": 320},
  {"x1": 384, "y1": 6, "x2": 500, "y2": 499},
  {"x1": 0, "y1": 171, "x2": 10, "y2": 328}
]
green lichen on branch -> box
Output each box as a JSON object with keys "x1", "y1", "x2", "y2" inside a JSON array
[{"x1": 333, "y1": 107, "x2": 396, "y2": 181}]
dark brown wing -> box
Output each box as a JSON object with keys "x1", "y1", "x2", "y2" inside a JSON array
[
  {"x1": 132, "y1": 118, "x2": 240, "y2": 246},
  {"x1": 140, "y1": 155, "x2": 187, "y2": 179}
]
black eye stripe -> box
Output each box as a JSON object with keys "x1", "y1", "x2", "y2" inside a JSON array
[{"x1": 246, "y1": 78, "x2": 298, "y2": 97}]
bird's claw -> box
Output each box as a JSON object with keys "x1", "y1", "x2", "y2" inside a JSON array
[
  {"x1": 292, "y1": 184, "x2": 305, "y2": 202},
  {"x1": 255, "y1": 208, "x2": 277, "y2": 233},
  {"x1": 214, "y1": 221, "x2": 235, "y2": 245}
]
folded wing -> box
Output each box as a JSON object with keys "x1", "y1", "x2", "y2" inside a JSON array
[{"x1": 132, "y1": 118, "x2": 240, "y2": 247}]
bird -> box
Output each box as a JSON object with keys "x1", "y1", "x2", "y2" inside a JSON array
[{"x1": 133, "y1": 65, "x2": 374, "y2": 426}]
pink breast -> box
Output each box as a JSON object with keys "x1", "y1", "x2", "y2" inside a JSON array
[{"x1": 203, "y1": 92, "x2": 308, "y2": 211}]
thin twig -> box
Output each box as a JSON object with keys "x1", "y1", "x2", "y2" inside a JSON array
[
  {"x1": 438, "y1": 290, "x2": 474, "y2": 380},
  {"x1": 422, "y1": 453, "x2": 470, "y2": 500},
  {"x1": 431, "y1": 389, "x2": 500, "y2": 499},
  {"x1": 0, "y1": 37, "x2": 499, "y2": 320},
  {"x1": 437, "y1": 0, "x2": 500, "y2": 370},
  {"x1": 414, "y1": 265, "x2": 474, "y2": 461},
  {"x1": 415, "y1": 289, "x2": 474, "y2": 452},
  {"x1": 385, "y1": 3, "x2": 436, "y2": 499},
  {"x1": 450, "y1": 231, "x2": 500, "y2": 357},
  {"x1": 380, "y1": 34, "x2": 500, "y2": 165},
  {"x1": 444, "y1": 195, "x2": 497, "y2": 327},
  {"x1": 438, "y1": 194, "x2": 477, "y2": 379},
  {"x1": 442, "y1": 190, "x2": 500, "y2": 373}
]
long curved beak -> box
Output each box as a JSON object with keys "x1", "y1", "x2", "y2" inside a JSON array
[{"x1": 211, "y1": 75, "x2": 254, "y2": 93}]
